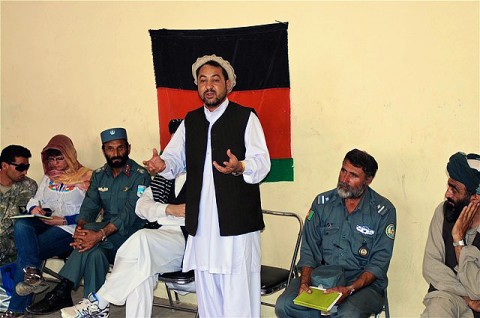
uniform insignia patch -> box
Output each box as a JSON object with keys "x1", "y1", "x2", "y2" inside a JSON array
[
  {"x1": 123, "y1": 187, "x2": 129, "y2": 192},
  {"x1": 358, "y1": 245, "x2": 369, "y2": 257},
  {"x1": 356, "y1": 225, "x2": 375, "y2": 236},
  {"x1": 385, "y1": 224, "x2": 395, "y2": 239},
  {"x1": 306, "y1": 209, "x2": 315, "y2": 221},
  {"x1": 137, "y1": 185, "x2": 146, "y2": 197},
  {"x1": 98, "y1": 187, "x2": 108, "y2": 192}
]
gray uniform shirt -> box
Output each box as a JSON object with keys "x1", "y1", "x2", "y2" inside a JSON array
[{"x1": 299, "y1": 187, "x2": 396, "y2": 291}]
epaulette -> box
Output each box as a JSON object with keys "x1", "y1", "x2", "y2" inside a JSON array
[
  {"x1": 95, "y1": 166, "x2": 105, "y2": 173},
  {"x1": 316, "y1": 192, "x2": 333, "y2": 205},
  {"x1": 376, "y1": 204, "x2": 388, "y2": 216},
  {"x1": 136, "y1": 167, "x2": 146, "y2": 174}
]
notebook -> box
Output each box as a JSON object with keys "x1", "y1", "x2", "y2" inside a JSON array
[
  {"x1": 293, "y1": 286, "x2": 342, "y2": 312},
  {"x1": 9, "y1": 214, "x2": 53, "y2": 220}
]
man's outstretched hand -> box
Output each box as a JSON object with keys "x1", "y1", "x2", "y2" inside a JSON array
[{"x1": 143, "y1": 148, "x2": 165, "y2": 175}]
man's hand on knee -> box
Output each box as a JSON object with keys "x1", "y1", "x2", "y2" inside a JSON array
[{"x1": 71, "y1": 226, "x2": 102, "y2": 252}]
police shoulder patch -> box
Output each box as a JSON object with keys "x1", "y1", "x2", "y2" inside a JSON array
[
  {"x1": 385, "y1": 224, "x2": 395, "y2": 240},
  {"x1": 137, "y1": 185, "x2": 146, "y2": 197},
  {"x1": 306, "y1": 209, "x2": 315, "y2": 221}
]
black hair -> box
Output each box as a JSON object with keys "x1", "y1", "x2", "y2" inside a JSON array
[
  {"x1": 168, "y1": 119, "x2": 183, "y2": 135},
  {"x1": 344, "y1": 149, "x2": 378, "y2": 178},
  {"x1": 44, "y1": 149, "x2": 63, "y2": 158},
  {"x1": 0, "y1": 145, "x2": 32, "y2": 164},
  {"x1": 196, "y1": 60, "x2": 229, "y2": 80}
]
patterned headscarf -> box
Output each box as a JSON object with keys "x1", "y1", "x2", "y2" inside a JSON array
[
  {"x1": 447, "y1": 152, "x2": 480, "y2": 195},
  {"x1": 41, "y1": 135, "x2": 92, "y2": 191}
]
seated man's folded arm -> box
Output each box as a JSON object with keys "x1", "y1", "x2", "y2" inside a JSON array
[
  {"x1": 423, "y1": 205, "x2": 467, "y2": 296},
  {"x1": 458, "y1": 245, "x2": 480, "y2": 299}
]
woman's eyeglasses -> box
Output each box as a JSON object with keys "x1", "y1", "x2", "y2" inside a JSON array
[
  {"x1": 8, "y1": 162, "x2": 30, "y2": 172},
  {"x1": 47, "y1": 156, "x2": 65, "y2": 163}
]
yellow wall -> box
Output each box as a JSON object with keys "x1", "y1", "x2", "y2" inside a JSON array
[{"x1": 1, "y1": 1, "x2": 479, "y2": 317}]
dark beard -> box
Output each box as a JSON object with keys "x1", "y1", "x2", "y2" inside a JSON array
[
  {"x1": 200, "y1": 89, "x2": 227, "y2": 108},
  {"x1": 444, "y1": 197, "x2": 470, "y2": 223},
  {"x1": 106, "y1": 155, "x2": 129, "y2": 168}
]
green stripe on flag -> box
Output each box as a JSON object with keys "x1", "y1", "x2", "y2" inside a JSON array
[{"x1": 263, "y1": 158, "x2": 294, "y2": 182}]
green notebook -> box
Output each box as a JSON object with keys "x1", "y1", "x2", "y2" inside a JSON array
[{"x1": 293, "y1": 287, "x2": 342, "y2": 312}]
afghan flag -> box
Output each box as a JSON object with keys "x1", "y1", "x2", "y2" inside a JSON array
[{"x1": 149, "y1": 22, "x2": 293, "y2": 182}]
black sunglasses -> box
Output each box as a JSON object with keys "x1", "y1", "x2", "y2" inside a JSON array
[{"x1": 8, "y1": 162, "x2": 30, "y2": 172}]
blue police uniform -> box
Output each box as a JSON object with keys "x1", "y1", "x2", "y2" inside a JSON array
[
  {"x1": 276, "y1": 187, "x2": 396, "y2": 318},
  {"x1": 59, "y1": 158, "x2": 150, "y2": 297}
]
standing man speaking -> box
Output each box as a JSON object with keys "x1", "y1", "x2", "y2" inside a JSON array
[{"x1": 144, "y1": 54, "x2": 271, "y2": 317}]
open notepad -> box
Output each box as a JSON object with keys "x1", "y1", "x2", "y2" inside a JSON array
[
  {"x1": 293, "y1": 286, "x2": 342, "y2": 312},
  {"x1": 9, "y1": 214, "x2": 53, "y2": 220}
]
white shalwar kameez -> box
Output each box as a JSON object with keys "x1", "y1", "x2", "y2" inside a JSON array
[
  {"x1": 97, "y1": 173, "x2": 186, "y2": 318},
  {"x1": 160, "y1": 99, "x2": 271, "y2": 318}
]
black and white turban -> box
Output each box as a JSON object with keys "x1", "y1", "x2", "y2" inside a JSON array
[{"x1": 447, "y1": 152, "x2": 480, "y2": 195}]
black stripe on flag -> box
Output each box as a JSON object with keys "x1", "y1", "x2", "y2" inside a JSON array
[{"x1": 149, "y1": 22, "x2": 290, "y2": 91}]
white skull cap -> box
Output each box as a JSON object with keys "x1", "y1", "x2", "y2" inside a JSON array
[{"x1": 192, "y1": 54, "x2": 236, "y2": 92}]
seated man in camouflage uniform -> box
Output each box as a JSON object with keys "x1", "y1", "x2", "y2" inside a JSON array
[{"x1": 0, "y1": 145, "x2": 37, "y2": 267}]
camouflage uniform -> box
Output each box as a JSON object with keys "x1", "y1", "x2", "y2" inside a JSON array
[{"x1": 0, "y1": 177, "x2": 37, "y2": 266}]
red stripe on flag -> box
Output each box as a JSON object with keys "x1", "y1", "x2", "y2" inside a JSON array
[{"x1": 157, "y1": 87, "x2": 291, "y2": 159}]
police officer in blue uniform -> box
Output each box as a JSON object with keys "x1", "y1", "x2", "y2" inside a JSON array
[
  {"x1": 26, "y1": 128, "x2": 150, "y2": 315},
  {"x1": 276, "y1": 149, "x2": 396, "y2": 318}
]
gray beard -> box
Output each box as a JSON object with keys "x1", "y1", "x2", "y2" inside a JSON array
[{"x1": 337, "y1": 183, "x2": 367, "y2": 199}]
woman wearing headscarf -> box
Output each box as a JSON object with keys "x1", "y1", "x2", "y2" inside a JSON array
[{"x1": 1, "y1": 135, "x2": 92, "y2": 318}]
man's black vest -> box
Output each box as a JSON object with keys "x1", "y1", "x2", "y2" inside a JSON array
[
  {"x1": 428, "y1": 202, "x2": 480, "y2": 317},
  {"x1": 184, "y1": 102, "x2": 264, "y2": 236}
]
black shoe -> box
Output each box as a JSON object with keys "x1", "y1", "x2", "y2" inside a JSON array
[{"x1": 25, "y1": 279, "x2": 73, "y2": 315}]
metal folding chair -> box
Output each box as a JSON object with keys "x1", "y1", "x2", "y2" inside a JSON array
[
  {"x1": 374, "y1": 289, "x2": 390, "y2": 318},
  {"x1": 41, "y1": 251, "x2": 71, "y2": 282},
  {"x1": 260, "y1": 209, "x2": 303, "y2": 307},
  {"x1": 152, "y1": 209, "x2": 303, "y2": 314},
  {"x1": 153, "y1": 270, "x2": 198, "y2": 317}
]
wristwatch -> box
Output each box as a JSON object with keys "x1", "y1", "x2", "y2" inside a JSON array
[
  {"x1": 348, "y1": 286, "x2": 355, "y2": 295},
  {"x1": 231, "y1": 161, "x2": 246, "y2": 176},
  {"x1": 453, "y1": 240, "x2": 465, "y2": 247},
  {"x1": 100, "y1": 228, "x2": 107, "y2": 242}
]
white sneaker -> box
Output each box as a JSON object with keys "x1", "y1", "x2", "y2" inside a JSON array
[{"x1": 60, "y1": 293, "x2": 109, "y2": 318}]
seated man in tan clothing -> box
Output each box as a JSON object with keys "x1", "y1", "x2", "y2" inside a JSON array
[{"x1": 422, "y1": 152, "x2": 480, "y2": 317}]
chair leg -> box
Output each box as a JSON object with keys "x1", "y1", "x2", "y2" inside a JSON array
[
  {"x1": 174, "y1": 291, "x2": 181, "y2": 304},
  {"x1": 164, "y1": 283, "x2": 175, "y2": 307},
  {"x1": 153, "y1": 282, "x2": 198, "y2": 316},
  {"x1": 384, "y1": 296, "x2": 390, "y2": 318}
]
